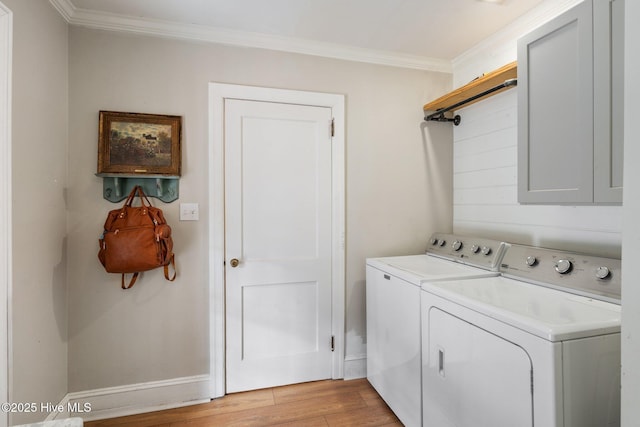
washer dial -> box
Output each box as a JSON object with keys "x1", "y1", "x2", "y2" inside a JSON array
[
  {"x1": 595, "y1": 266, "x2": 611, "y2": 280},
  {"x1": 555, "y1": 259, "x2": 572, "y2": 274}
]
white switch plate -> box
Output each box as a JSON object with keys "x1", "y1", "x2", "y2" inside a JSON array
[{"x1": 180, "y1": 203, "x2": 199, "y2": 221}]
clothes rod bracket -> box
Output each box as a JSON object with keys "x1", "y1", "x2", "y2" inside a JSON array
[
  {"x1": 427, "y1": 112, "x2": 461, "y2": 125},
  {"x1": 424, "y1": 78, "x2": 517, "y2": 126}
]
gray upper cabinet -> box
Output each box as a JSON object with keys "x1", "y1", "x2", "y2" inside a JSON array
[
  {"x1": 594, "y1": 0, "x2": 624, "y2": 202},
  {"x1": 518, "y1": 0, "x2": 624, "y2": 204}
]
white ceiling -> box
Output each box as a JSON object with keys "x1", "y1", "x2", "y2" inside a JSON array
[{"x1": 52, "y1": 0, "x2": 547, "y2": 71}]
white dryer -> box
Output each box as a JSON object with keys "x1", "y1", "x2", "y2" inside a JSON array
[
  {"x1": 366, "y1": 233, "x2": 506, "y2": 427},
  {"x1": 421, "y1": 244, "x2": 621, "y2": 427}
]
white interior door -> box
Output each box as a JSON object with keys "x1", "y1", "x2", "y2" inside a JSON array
[{"x1": 224, "y1": 98, "x2": 333, "y2": 393}]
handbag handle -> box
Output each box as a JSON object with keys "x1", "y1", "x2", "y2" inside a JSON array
[{"x1": 123, "y1": 185, "x2": 153, "y2": 208}]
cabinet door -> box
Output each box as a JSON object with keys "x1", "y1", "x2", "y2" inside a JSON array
[
  {"x1": 518, "y1": 0, "x2": 594, "y2": 203},
  {"x1": 594, "y1": 0, "x2": 624, "y2": 203},
  {"x1": 423, "y1": 307, "x2": 533, "y2": 427}
]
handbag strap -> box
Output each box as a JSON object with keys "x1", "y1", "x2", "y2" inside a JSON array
[
  {"x1": 121, "y1": 272, "x2": 139, "y2": 289},
  {"x1": 164, "y1": 254, "x2": 176, "y2": 281},
  {"x1": 121, "y1": 257, "x2": 175, "y2": 290}
]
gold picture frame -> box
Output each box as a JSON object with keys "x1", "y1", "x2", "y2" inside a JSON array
[{"x1": 97, "y1": 111, "x2": 181, "y2": 176}]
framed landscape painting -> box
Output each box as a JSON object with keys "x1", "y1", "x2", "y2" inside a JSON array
[{"x1": 97, "y1": 111, "x2": 182, "y2": 176}]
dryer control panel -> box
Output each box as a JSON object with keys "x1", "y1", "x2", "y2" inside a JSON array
[
  {"x1": 426, "y1": 233, "x2": 506, "y2": 271},
  {"x1": 500, "y1": 244, "x2": 621, "y2": 303}
]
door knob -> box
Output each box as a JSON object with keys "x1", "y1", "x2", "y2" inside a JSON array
[{"x1": 229, "y1": 258, "x2": 240, "y2": 268}]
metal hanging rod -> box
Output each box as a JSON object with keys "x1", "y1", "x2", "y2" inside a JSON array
[{"x1": 424, "y1": 78, "x2": 518, "y2": 126}]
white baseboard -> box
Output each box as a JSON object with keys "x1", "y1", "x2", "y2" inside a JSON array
[
  {"x1": 343, "y1": 354, "x2": 366, "y2": 380},
  {"x1": 45, "y1": 360, "x2": 364, "y2": 423},
  {"x1": 47, "y1": 375, "x2": 210, "y2": 422}
]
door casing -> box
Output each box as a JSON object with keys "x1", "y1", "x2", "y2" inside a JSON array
[{"x1": 208, "y1": 82, "x2": 345, "y2": 397}]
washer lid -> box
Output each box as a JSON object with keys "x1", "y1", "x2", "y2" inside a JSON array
[
  {"x1": 422, "y1": 276, "x2": 621, "y2": 342},
  {"x1": 367, "y1": 255, "x2": 498, "y2": 285}
]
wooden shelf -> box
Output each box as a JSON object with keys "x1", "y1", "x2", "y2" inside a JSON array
[{"x1": 423, "y1": 61, "x2": 517, "y2": 113}]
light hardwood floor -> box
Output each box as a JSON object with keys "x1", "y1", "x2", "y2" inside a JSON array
[{"x1": 84, "y1": 379, "x2": 403, "y2": 426}]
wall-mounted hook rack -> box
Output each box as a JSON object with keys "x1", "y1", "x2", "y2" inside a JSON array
[
  {"x1": 96, "y1": 174, "x2": 179, "y2": 203},
  {"x1": 423, "y1": 61, "x2": 518, "y2": 126}
]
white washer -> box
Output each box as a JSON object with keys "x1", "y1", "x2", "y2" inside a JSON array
[
  {"x1": 366, "y1": 233, "x2": 506, "y2": 427},
  {"x1": 421, "y1": 244, "x2": 621, "y2": 427}
]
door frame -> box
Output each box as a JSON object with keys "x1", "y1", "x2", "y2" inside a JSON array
[
  {"x1": 0, "y1": 3, "x2": 11, "y2": 427},
  {"x1": 208, "y1": 83, "x2": 345, "y2": 398}
]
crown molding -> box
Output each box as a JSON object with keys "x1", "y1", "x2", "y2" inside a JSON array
[
  {"x1": 452, "y1": 0, "x2": 581, "y2": 78},
  {"x1": 49, "y1": 0, "x2": 451, "y2": 73},
  {"x1": 49, "y1": 0, "x2": 75, "y2": 22}
]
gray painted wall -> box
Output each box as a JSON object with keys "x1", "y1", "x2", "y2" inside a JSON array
[
  {"x1": 66, "y1": 27, "x2": 453, "y2": 392},
  {"x1": 5, "y1": 0, "x2": 69, "y2": 424}
]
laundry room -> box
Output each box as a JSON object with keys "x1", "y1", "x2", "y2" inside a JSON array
[{"x1": 2, "y1": 0, "x2": 640, "y2": 426}]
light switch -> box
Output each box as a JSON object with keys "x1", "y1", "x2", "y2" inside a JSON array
[{"x1": 180, "y1": 203, "x2": 199, "y2": 221}]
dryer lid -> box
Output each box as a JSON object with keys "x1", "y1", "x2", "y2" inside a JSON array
[{"x1": 422, "y1": 276, "x2": 621, "y2": 342}]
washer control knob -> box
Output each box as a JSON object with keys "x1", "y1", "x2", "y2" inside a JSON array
[
  {"x1": 481, "y1": 246, "x2": 492, "y2": 256},
  {"x1": 471, "y1": 244, "x2": 480, "y2": 254},
  {"x1": 452, "y1": 241, "x2": 463, "y2": 251},
  {"x1": 525, "y1": 256, "x2": 537, "y2": 267},
  {"x1": 430, "y1": 237, "x2": 438, "y2": 245},
  {"x1": 438, "y1": 239, "x2": 446, "y2": 247},
  {"x1": 595, "y1": 266, "x2": 611, "y2": 280},
  {"x1": 555, "y1": 259, "x2": 572, "y2": 274}
]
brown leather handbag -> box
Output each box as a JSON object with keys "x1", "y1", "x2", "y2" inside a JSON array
[{"x1": 98, "y1": 185, "x2": 176, "y2": 289}]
